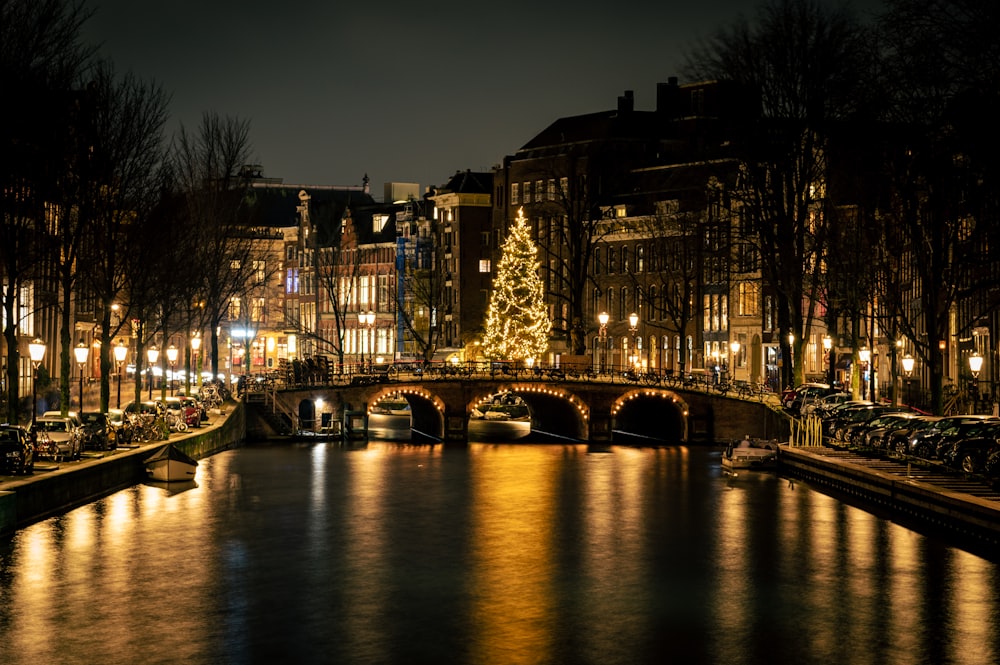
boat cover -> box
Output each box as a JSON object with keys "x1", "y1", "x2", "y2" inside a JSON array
[{"x1": 144, "y1": 444, "x2": 199, "y2": 467}]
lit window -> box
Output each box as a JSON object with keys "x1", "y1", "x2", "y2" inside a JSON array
[{"x1": 479, "y1": 259, "x2": 491, "y2": 273}]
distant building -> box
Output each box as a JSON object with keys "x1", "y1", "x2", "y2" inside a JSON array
[{"x1": 427, "y1": 170, "x2": 494, "y2": 361}]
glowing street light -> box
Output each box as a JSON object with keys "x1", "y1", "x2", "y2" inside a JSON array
[
  {"x1": 859, "y1": 347, "x2": 871, "y2": 400},
  {"x1": 901, "y1": 352, "x2": 915, "y2": 407},
  {"x1": 74, "y1": 340, "x2": 89, "y2": 411},
  {"x1": 597, "y1": 311, "x2": 609, "y2": 373},
  {"x1": 166, "y1": 344, "x2": 179, "y2": 396},
  {"x1": 970, "y1": 352, "x2": 984, "y2": 413},
  {"x1": 191, "y1": 333, "x2": 202, "y2": 391},
  {"x1": 358, "y1": 310, "x2": 375, "y2": 370},
  {"x1": 114, "y1": 340, "x2": 128, "y2": 408},
  {"x1": 146, "y1": 345, "x2": 159, "y2": 399},
  {"x1": 29, "y1": 338, "x2": 46, "y2": 428}
]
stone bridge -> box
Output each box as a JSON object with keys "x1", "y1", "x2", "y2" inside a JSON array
[{"x1": 254, "y1": 377, "x2": 788, "y2": 445}]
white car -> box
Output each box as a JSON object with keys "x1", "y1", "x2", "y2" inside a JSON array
[{"x1": 34, "y1": 415, "x2": 83, "y2": 462}]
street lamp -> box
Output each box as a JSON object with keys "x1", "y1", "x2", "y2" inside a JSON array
[
  {"x1": 358, "y1": 310, "x2": 375, "y2": 370},
  {"x1": 823, "y1": 335, "x2": 834, "y2": 385},
  {"x1": 730, "y1": 340, "x2": 741, "y2": 382},
  {"x1": 859, "y1": 347, "x2": 871, "y2": 400},
  {"x1": 191, "y1": 333, "x2": 202, "y2": 392},
  {"x1": 114, "y1": 340, "x2": 128, "y2": 408},
  {"x1": 146, "y1": 345, "x2": 159, "y2": 399},
  {"x1": 598, "y1": 311, "x2": 609, "y2": 373},
  {"x1": 969, "y1": 352, "x2": 983, "y2": 413},
  {"x1": 29, "y1": 338, "x2": 46, "y2": 428},
  {"x1": 166, "y1": 344, "x2": 179, "y2": 396},
  {"x1": 628, "y1": 312, "x2": 639, "y2": 370},
  {"x1": 74, "y1": 339, "x2": 89, "y2": 412},
  {"x1": 902, "y1": 353, "x2": 915, "y2": 407}
]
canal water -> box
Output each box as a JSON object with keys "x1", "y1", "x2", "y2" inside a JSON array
[{"x1": 1, "y1": 442, "x2": 998, "y2": 665}]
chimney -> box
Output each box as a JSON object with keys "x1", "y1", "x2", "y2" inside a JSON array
[
  {"x1": 617, "y1": 90, "x2": 634, "y2": 113},
  {"x1": 657, "y1": 77, "x2": 680, "y2": 117}
]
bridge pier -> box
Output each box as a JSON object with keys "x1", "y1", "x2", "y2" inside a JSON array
[
  {"x1": 589, "y1": 413, "x2": 612, "y2": 443},
  {"x1": 444, "y1": 409, "x2": 468, "y2": 443}
]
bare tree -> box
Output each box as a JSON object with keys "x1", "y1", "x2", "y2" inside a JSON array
[
  {"x1": 528, "y1": 148, "x2": 622, "y2": 356},
  {"x1": 684, "y1": 0, "x2": 871, "y2": 389},
  {"x1": 171, "y1": 112, "x2": 260, "y2": 380},
  {"x1": 871, "y1": 0, "x2": 1000, "y2": 413},
  {"x1": 0, "y1": 0, "x2": 93, "y2": 423}
]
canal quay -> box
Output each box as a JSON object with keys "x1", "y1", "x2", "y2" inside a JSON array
[
  {"x1": 0, "y1": 401, "x2": 245, "y2": 536},
  {"x1": 2, "y1": 393, "x2": 999, "y2": 559}
]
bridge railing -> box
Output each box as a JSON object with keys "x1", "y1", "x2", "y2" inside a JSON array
[{"x1": 234, "y1": 359, "x2": 780, "y2": 406}]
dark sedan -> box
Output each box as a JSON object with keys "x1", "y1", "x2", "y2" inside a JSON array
[
  {"x1": 79, "y1": 411, "x2": 116, "y2": 451},
  {"x1": 943, "y1": 434, "x2": 1000, "y2": 473},
  {"x1": 0, "y1": 425, "x2": 34, "y2": 475}
]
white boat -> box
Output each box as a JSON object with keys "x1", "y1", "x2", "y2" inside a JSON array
[
  {"x1": 373, "y1": 399, "x2": 411, "y2": 416},
  {"x1": 721, "y1": 439, "x2": 778, "y2": 471},
  {"x1": 483, "y1": 405, "x2": 530, "y2": 421},
  {"x1": 144, "y1": 444, "x2": 198, "y2": 482}
]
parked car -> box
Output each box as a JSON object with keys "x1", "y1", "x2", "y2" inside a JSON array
[
  {"x1": 79, "y1": 411, "x2": 116, "y2": 451},
  {"x1": 864, "y1": 413, "x2": 929, "y2": 450},
  {"x1": 941, "y1": 430, "x2": 1000, "y2": 473},
  {"x1": 801, "y1": 391, "x2": 852, "y2": 417},
  {"x1": 849, "y1": 412, "x2": 916, "y2": 448},
  {"x1": 933, "y1": 420, "x2": 1000, "y2": 460},
  {"x1": 782, "y1": 382, "x2": 832, "y2": 411},
  {"x1": 832, "y1": 405, "x2": 909, "y2": 443},
  {"x1": 984, "y1": 447, "x2": 1000, "y2": 487},
  {"x1": 158, "y1": 396, "x2": 205, "y2": 427},
  {"x1": 33, "y1": 415, "x2": 83, "y2": 462},
  {"x1": 0, "y1": 424, "x2": 34, "y2": 475},
  {"x1": 901, "y1": 415, "x2": 999, "y2": 458},
  {"x1": 885, "y1": 415, "x2": 943, "y2": 454},
  {"x1": 124, "y1": 400, "x2": 162, "y2": 417},
  {"x1": 42, "y1": 410, "x2": 82, "y2": 428}
]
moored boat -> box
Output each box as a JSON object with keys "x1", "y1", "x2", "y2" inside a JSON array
[
  {"x1": 144, "y1": 444, "x2": 198, "y2": 482},
  {"x1": 721, "y1": 438, "x2": 778, "y2": 471}
]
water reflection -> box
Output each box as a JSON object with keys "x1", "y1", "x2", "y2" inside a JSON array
[{"x1": 0, "y1": 444, "x2": 997, "y2": 665}]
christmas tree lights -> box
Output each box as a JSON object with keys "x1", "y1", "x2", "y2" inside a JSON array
[{"x1": 482, "y1": 208, "x2": 551, "y2": 361}]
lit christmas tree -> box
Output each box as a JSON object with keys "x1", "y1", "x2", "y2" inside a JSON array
[{"x1": 482, "y1": 207, "x2": 551, "y2": 361}]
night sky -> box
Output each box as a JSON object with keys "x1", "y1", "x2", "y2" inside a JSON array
[{"x1": 81, "y1": 0, "x2": 883, "y2": 196}]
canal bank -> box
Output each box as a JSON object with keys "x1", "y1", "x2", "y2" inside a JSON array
[
  {"x1": 779, "y1": 445, "x2": 1000, "y2": 554},
  {"x1": 0, "y1": 400, "x2": 245, "y2": 536}
]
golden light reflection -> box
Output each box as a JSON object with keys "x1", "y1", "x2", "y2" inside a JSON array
[
  {"x1": 578, "y1": 446, "x2": 650, "y2": 656},
  {"x1": 468, "y1": 445, "x2": 560, "y2": 664},
  {"x1": 339, "y1": 445, "x2": 390, "y2": 661},
  {"x1": 711, "y1": 460, "x2": 754, "y2": 661}
]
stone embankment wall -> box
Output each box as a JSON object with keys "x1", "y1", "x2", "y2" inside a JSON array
[{"x1": 0, "y1": 401, "x2": 245, "y2": 535}]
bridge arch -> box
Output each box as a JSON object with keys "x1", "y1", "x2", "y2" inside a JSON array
[
  {"x1": 469, "y1": 383, "x2": 591, "y2": 440},
  {"x1": 611, "y1": 389, "x2": 689, "y2": 444},
  {"x1": 366, "y1": 386, "x2": 446, "y2": 441}
]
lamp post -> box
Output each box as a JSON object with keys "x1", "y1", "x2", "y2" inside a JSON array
[
  {"x1": 628, "y1": 312, "x2": 638, "y2": 371},
  {"x1": 166, "y1": 344, "x2": 179, "y2": 396},
  {"x1": 191, "y1": 333, "x2": 202, "y2": 392},
  {"x1": 358, "y1": 310, "x2": 375, "y2": 371},
  {"x1": 146, "y1": 345, "x2": 158, "y2": 399},
  {"x1": 114, "y1": 340, "x2": 128, "y2": 408},
  {"x1": 823, "y1": 335, "x2": 833, "y2": 386},
  {"x1": 859, "y1": 347, "x2": 871, "y2": 400},
  {"x1": 74, "y1": 340, "x2": 89, "y2": 412},
  {"x1": 902, "y1": 353, "x2": 915, "y2": 407},
  {"x1": 730, "y1": 340, "x2": 741, "y2": 383},
  {"x1": 598, "y1": 311, "x2": 609, "y2": 374},
  {"x1": 969, "y1": 352, "x2": 983, "y2": 413},
  {"x1": 29, "y1": 338, "x2": 46, "y2": 429}
]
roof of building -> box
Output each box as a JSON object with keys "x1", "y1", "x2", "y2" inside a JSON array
[{"x1": 434, "y1": 170, "x2": 493, "y2": 195}]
